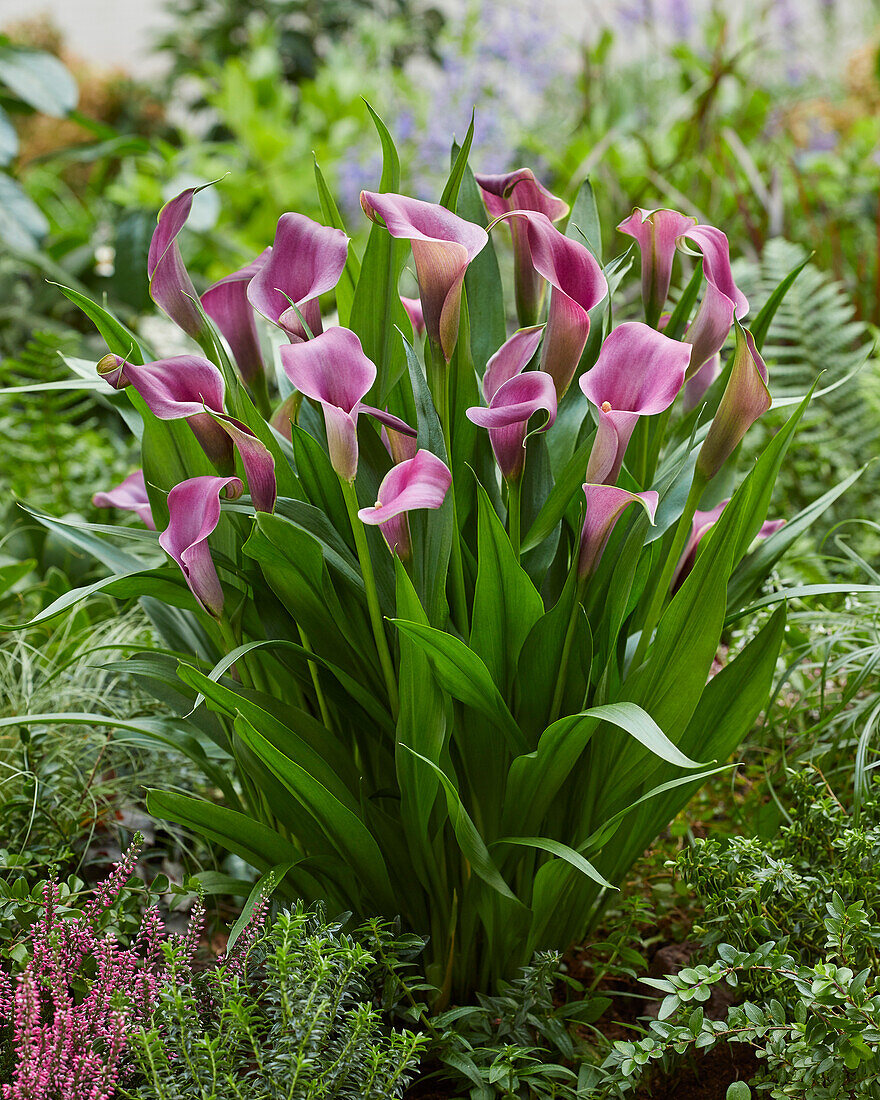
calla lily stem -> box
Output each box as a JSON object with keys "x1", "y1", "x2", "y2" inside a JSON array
[{"x1": 341, "y1": 478, "x2": 400, "y2": 718}]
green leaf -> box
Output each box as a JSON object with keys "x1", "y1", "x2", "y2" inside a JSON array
[
  {"x1": 0, "y1": 105, "x2": 17, "y2": 164},
  {"x1": 726, "y1": 583, "x2": 880, "y2": 625},
  {"x1": 665, "y1": 264, "x2": 703, "y2": 342},
  {"x1": 440, "y1": 114, "x2": 475, "y2": 212},
  {"x1": 0, "y1": 45, "x2": 77, "y2": 116},
  {"x1": 521, "y1": 436, "x2": 592, "y2": 553},
  {"x1": 470, "y1": 483, "x2": 543, "y2": 695},
  {"x1": 456, "y1": 164, "x2": 506, "y2": 374},
  {"x1": 0, "y1": 175, "x2": 47, "y2": 249},
  {"x1": 225, "y1": 862, "x2": 295, "y2": 953},
  {"x1": 50, "y1": 283, "x2": 151, "y2": 364},
  {"x1": 493, "y1": 835, "x2": 614, "y2": 891},
  {"x1": 314, "y1": 156, "x2": 359, "y2": 325},
  {"x1": 566, "y1": 178, "x2": 601, "y2": 261},
  {"x1": 391, "y1": 619, "x2": 528, "y2": 755}
]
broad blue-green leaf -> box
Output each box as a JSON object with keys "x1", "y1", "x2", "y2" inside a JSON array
[
  {"x1": 566, "y1": 178, "x2": 601, "y2": 261},
  {"x1": 314, "y1": 156, "x2": 359, "y2": 325},
  {"x1": 492, "y1": 835, "x2": 613, "y2": 891},
  {"x1": 0, "y1": 45, "x2": 78, "y2": 116},
  {"x1": 441, "y1": 115, "x2": 475, "y2": 212},
  {"x1": 457, "y1": 164, "x2": 505, "y2": 374}
]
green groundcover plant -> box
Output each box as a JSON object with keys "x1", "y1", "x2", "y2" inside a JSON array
[{"x1": 11, "y1": 114, "x2": 874, "y2": 1001}]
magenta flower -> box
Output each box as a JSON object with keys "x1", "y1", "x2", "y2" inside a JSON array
[
  {"x1": 382, "y1": 422, "x2": 419, "y2": 465},
  {"x1": 159, "y1": 475, "x2": 243, "y2": 617},
  {"x1": 466, "y1": 326, "x2": 553, "y2": 480},
  {"x1": 400, "y1": 295, "x2": 426, "y2": 336},
  {"x1": 681, "y1": 225, "x2": 750, "y2": 377},
  {"x1": 579, "y1": 322, "x2": 691, "y2": 484},
  {"x1": 696, "y1": 323, "x2": 770, "y2": 482},
  {"x1": 617, "y1": 207, "x2": 697, "y2": 325},
  {"x1": 280, "y1": 328, "x2": 414, "y2": 482},
  {"x1": 682, "y1": 351, "x2": 720, "y2": 412},
  {"x1": 501, "y1": 210, "x2": 607, "y2": 399},
  {"x1": 92, "y1": 470, "x2": 156, "y2": 529},
  {"x1": 358, "y1": 449, "x2": 452, "y2": 557},
  {"x1": 148, "y1": 186, "x2": 209, "y2": 342},
  {"x1": 97, "y1": 353, "x2": 276, "y2": 512},
  {"x1": 579, "y1": 484, "x2": 659, "y2": 578},
  {"x1": 476, "y1": 168, "x2": 569, "y2": 326},
  {"x1": 201, "y1": 248, "x2": 270, "y2": 384},
  {"x1": 673, "y1": 499, "x2": 785, "y2": 588},
  {"x1": 247, "y1": 213, "x2": 349, "y2": 341},
  {"x1": 360, "y1": 191, "x2": 488, "y2": 360}
]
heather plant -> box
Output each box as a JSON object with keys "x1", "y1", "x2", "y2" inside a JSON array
[{"x1": 15, "y1": 114, "x2": 874, "y2": 1002}]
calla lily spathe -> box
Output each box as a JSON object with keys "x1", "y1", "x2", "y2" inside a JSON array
[
  {"x1": 579, "y1": 322, "x2": 691, "y2": 484},
  {"x1": 148, "y1": 186, "x2": 209, "y2": 342},
  {"x1": 400, "y1": 296, "x2": 425, "y2": 336},
  {"x1": 696, "y1": 322, "x2": 770, "y2": 482},
  {"x1": 159, "y1": 475, "x2": 243, "y2": 617},
  {"x1": 579, "y1": 484, "x2": 659, "y2": 578},
  {"x1": 201, "y1": 248, "x2": 270, "y2": 385},
  {"x1": 92, "y1": 470, "x2": 155, "y2": 530},
  {"x1": 672, "y1": 499, "x2": 785, "y2": 588},
  {"x1": 617, "y1": 207, "x2": 697, "y2": 326},
  {"x1": 682, "y1": 351, "x2": 720, "y2": 413},
  {"x1": 360, "y1": 191, "x2": 488, "y2": 360},
  {"x1": 467, "y1": 326, "x2": 552, "y2": 480},
  {"x1": 279, "y1": 328, "x2": 415, "y2": 482},
  {"x1": 97, "y1": 353, "x2": 276, "y2": 513},
  {"x1": 358, "y1": 449, "x2": 452, "y2": 557},
  {"x1": 680, "y1": 225, "x2": 750, "y2": 378},
  {"x1": 247, "y1": 213, "x2": 349, "y2": 341},
  {"x1": 501, "y1": 211, "x2": 607, "y2": 399},
  {"x1": 476, "y1": 168, "x2": 569, "y2": 326}
]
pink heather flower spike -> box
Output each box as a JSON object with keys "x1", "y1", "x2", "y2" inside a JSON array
[
  {"x1": 360, "y1": 191, "x2": 488, "y2": 360},
  {"x1": 617, "y1": 207, "x2": 697, "y2": 325},
  {"x1": 678, "y1": 224, "x2": 749, "y2": 378},
  {"x1": 358, "y1": 448, "x2": 452, "y2": 558},
  {"x1": 247, "y1": 213, "x2": 349, "y2": 341},
  {"x1": 97, "y1": 353, "x2": 276, "y2": 512},
  {"x1": 579, "y1": 322, "x2": 691, "y2": 485},
  {"x1": 92, "y1": 470, "x2": 156, "y2": 529},
  {"x1": 467, "y1": 371, "x2": 557, "y2": 480},
  {"x1": 682, "y1": 351, "x2": 720, "y2": 412},
  {"x1": 482, "y1": 324, "x2": 545, "y2": 403},
  {"x1": 476, "y1": 168, "x2": 569, "y2": 326},
  {"x1": 672, "y1": 499, "x2": 785, "y2": 588},
  {"x1": 148, "y1": 185, "x2": 211, "y2": 341},
  {"x1": 579, "y1": 484, "x2": 659, "y2": 578},
  {"x1": 280, "y1": 328, "x2": 415, "y2": 482},
  {"x1": 696, "y1": 322, "x2": 770, "y2": 482},
  {"x1": 500, "y1": 210, "x2": 607, "y2": 399},
  {"x1": 400, "y1": 295, "x2": 426, "y2": 336},
  {"x1": 201, "y1": 248, "x2": 271, "y2": 384},
  {"x1": 159, "y1": 475, "x2": 243, "y2": 617}
]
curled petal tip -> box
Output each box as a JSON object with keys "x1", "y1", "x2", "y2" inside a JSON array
[{"x1": 579, "y1": 484, "x2": 659, "y2": 578}]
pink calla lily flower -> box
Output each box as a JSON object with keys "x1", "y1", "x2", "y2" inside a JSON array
[
  {"x1": 358, "y1": 449, "x2": 452, "y2": 557},
  {"x1": 476, "y1": 168, "x2": 569, "y2": 326},
  {"x1": 679, "y1": 225, "x2": 750, "y2": 378},
  {"x1": 92, "y1": 470, "x2": 155, "y2": 530},
  {"x1": 97, "y1": 353, "x2": 276, "y2": 512},
  {"x1": 201, "y1": 248, "x2": 270, "y2": 384},
  {"x1": 696, "y1": 323, "x2": 770, "y2": 482},
  {"x1": 673, "y1": 499, "x2": 785, "y2": 588},
  {"x1": 382, "y1": 423, "x2": 419, "y2": 465},
  {"x1": 579, "y1": 323, "x2": 691, "y2": 484},
  {"x1": 360, "y1": 191, "x2": 488, "y2": 360},
  {"x1": 617, "y1": 208, "x2": 697, "y2": 325},
  {"x1": 159, "y1": 475, "x2": 243, "y2": 617},
  {"x1": 500, "y1": 211, "x2": 607, "y2": 399},
  {"x1": 682, "y1": 351, "x2": 720, "y2": 413},
  {"x1": 400, "y1": 295, "x2": 426, "y2": 336},
  {"x1": 579, "y1": 484, "x2": 659, "y2": 579},
  {"x1": 148, "y1": 186, "x2": 209, "y2": 342},
  {"x1": 280, "y1": 328, "x2": 415, "y2": 482},
  {"x1": 467, "y1": 326, "x2": 552, "y2": 480},
  {"x1": 247, "y1": 213, "x2": 349, "y2": 341}
]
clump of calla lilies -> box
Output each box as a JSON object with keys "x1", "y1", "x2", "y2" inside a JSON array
[{"x1": 36, "y1": 116, "x2": 850, "y2": 1000}]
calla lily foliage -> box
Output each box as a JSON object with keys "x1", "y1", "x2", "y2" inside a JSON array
[{"x1": 27, "y1": 115, "x2": 859, "y2": 1002}]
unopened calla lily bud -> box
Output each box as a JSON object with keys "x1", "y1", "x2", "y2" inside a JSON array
[
  {"x1": 579, "y1": 484, "x2": 658, "y2": 579},
  {"x1": 618, "y1": 207, "x2": 696, "y2": 326}
]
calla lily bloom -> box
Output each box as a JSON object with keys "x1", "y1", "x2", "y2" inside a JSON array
[
  {"x1": 682, "y1": 351, "x2": 720, "y2": 413},
  {"x1": 97, "y1": 353, "x2": 276, "y2": 512},
  {"x1": 148, "y1": 186, "x2": 209, "y2": 342},
  {"x1": 579, "y1": 484, "x2": 659, "y2": 579},
  {"x1": 400, "y1": 295, "x2": 425, "y2": 336},
  {"x1": 680, "y1": 225, "x2": 749, "y2": 378},
  {"x1": 617, "y1": 208, "x2": 697, "y2": 326},
  {"x1": 579, "y1": 323, "x2": 691, "y2": 484},
  {"x1": 467, "y1": 325, "x2": 552, "y2": 480},
  {"x1": 358, "y1": 449, "x2": 452, "y2": 557},
  {"x1": 360, "y1": 191, "x2": 488, "y2": 360},
  {"x1": 92, "y1": 470, "x2": 155, "y2": 530},
  {"x1": 696, "y1": 322, "x2": 770, "y2": 482},
  {"x1": 247, "y1": 213, "x2": 348, "y2": 341},
  {"x1": 500, "y1": 211, "x2": 607, "y2": 399},
  {"x1": 382, "y1": 422, "x2": 419, "y2": 465},
  {"x1": 672, "y1": 498, "x2": 784, "y2": 588},
  {"x1": 476, "y1": 168, "x2": 569, "y2": 326},
  {"x1": 201, "y1": 248, "x2": 270, "y2": 384},
  {"x1": 279, "y1": 328, "x2": 414, "y2": 482},
  {"x1": 159, "y1": 475, "x2": 243, "y2": 617}
]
